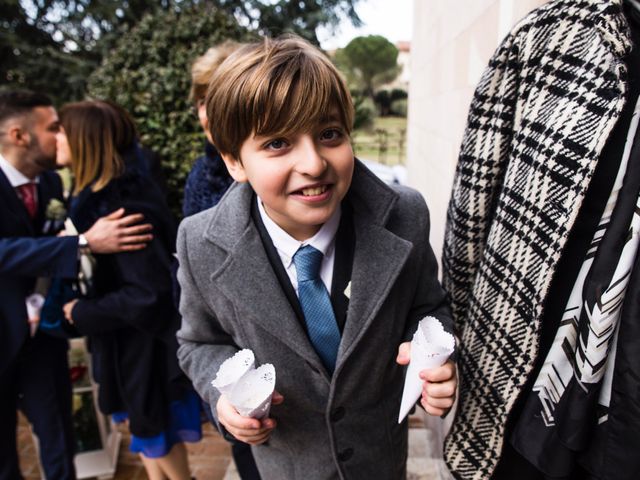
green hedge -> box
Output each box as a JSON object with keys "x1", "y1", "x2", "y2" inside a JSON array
[{"x1": 88, "y1": 4, "x2": 252, "y2": 215}]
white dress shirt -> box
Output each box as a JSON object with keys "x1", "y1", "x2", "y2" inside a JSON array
[
  {"x1": 0, "y1": 153, "x2": 39, "y2": 188},
  {"x1": 257, "y1": 196, "x2": 341, "y2": 295}
]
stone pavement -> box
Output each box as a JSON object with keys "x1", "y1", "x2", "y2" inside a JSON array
[{"x1": 18, "y1": 410, "x2": 449, "y2": 479}]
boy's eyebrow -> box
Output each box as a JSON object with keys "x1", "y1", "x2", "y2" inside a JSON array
[{"x1": 319, "y1": 113, "x2": 341, "y2": 124}]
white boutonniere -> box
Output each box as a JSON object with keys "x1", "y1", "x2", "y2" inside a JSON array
[
  {"x1": 43, "y1": 198, "x2": 67, "y2": 234},
  {"x1": 344, "y1": 281, "x2": 352, "y2": 299},
  {"x1": 45, "y1": 199, "x2": 67, "y2": 221}
]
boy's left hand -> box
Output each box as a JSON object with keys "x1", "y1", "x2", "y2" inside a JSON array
[{"x1": 396, "y1": 342, "x2": 457, "y2": 417}]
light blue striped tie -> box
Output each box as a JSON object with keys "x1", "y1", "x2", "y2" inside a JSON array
[{"x1": 293, "y1": 245, "x2": 341, "y2": 373}]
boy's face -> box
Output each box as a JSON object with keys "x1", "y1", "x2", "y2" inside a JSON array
[{"x1": 222, "y1": 120, "x2": 354, "y2": 241}]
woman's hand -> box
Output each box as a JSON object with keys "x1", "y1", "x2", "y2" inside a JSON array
[{"x1": 62, "y1": 299, "x2": 79, "y2": 324}]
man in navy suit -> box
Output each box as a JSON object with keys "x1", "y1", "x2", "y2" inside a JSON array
[{"x1": 0, "y1": 90, "x2": 154, "y2": 480}]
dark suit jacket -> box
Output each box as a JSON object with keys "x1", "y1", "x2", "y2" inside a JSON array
[
  {"x1": 69, "y1": 161, "x2": 185, "y2": 437},
  {"x1": 177, "y1": 160, "x2": 453, "y2": 479},
  {"x1": 0, "y1": 168, "x2": 78, "y2": 376}
]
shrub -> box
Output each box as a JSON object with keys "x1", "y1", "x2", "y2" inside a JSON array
[
  {"x1": 88, "y1": 4, "x2": 251, "y2": 215},
  {"x1": 391, "y1": 99, "x2": 408, "y2": 117},
  {"x1": 352, "y1": 92, "x2": 376, "y2": 130},
  {"x1": 374, "y1": 90, "x2": 391, "y2": 116},
  {"x1": 373, "y1": 88, "x2": 408, "y2": 116},
  {"x1": 390, "y1": 88, "x2": 408, "y2": 101}
]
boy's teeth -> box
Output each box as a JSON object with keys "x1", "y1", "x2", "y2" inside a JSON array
[{"x1": 301, "y1": 186, "x2": 327, "y2": 196}]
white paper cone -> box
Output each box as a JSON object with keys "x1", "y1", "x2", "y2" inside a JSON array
[
  {"x1": 398, "y1": 317, "x2": 455, "y2": 423},
  {"x1": 26, "y1": 293, "x2": 45, "y2": 320},
  {"x1": 211, "y1": 349, "x2": 255, "y2": 396},
  {"x1": 228, "y1": 364, "x2": 276, "y2": 419}
]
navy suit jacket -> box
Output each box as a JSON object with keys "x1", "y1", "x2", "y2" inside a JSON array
[{"x1": 0, "y1": 168, "x2": 78, "y2": 376}]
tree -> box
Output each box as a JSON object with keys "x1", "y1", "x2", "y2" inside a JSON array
[
  {"x1": 334, "y1": 35, "x2": 400, "y2": 100},
  {"x1": 1, "y1": 0, "x2": 89, "y2": 103},
  {"x1": 1, "y1": 0, "x2": 178, "y2": 103},
  {"x1": 2, "y1": 0, "x2": 362, "y2": 103},
  {"x1": 88, "y1": 3, "x2": 251, "y2": 214},
  {"x1": 215, "y1": 0, "x2": 362, "y2": 44}
]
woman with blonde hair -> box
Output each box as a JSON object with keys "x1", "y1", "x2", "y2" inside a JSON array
[
  {"x1": 183, "y1": 40, "x2": 243, "y2": 216},
  {"x1": 57, "y1": 100, "x2": 201, "y2": 480}
]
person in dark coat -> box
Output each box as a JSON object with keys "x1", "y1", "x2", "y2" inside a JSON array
[
  {"x1": 58, "y1": 100, "x2": 201, "y2": 480},
  {"x1": 0, "y1": 90, "x2": 153, "y2": 480},
  {"x1": 443, "y1": 1, "x2": 640, "y2": 479},
  {"x1": 183, "y1": 42, "x2": 240, "y2": 217}
]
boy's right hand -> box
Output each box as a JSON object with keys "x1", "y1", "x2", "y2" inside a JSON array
[{"x1": 217, "y1": 391, "x2": 284, "y2": 445}]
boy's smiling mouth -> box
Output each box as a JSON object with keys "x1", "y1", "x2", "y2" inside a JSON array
[
  {"x1": 301, "y1": 185, "x2": 328, "y2": 196},
  {"x1": 291, "y1": 183, "x2": 333, "y2": 200}
]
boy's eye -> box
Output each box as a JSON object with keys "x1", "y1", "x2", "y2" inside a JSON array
[
  {"x1": 265, "y1": 139, "x2": 288, "y2": 150},
  {"x1": 319, "y1": 128, "x2": 343, "y2": 142}
]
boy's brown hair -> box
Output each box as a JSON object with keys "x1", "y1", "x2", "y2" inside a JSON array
[
  {"x1": 205, "y1": 35, "x2": 354, "y2": 160},
  {"x1": 59, "y1": 100, "x2": 136, "y2": 194}
]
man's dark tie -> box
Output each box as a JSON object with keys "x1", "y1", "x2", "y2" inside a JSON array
[
  {"x1": 292, "y1": 245, "x2": 341, "y2": 373},
  {"x1": 16, "y1": 183, "x2": 37, "y2": 219}
]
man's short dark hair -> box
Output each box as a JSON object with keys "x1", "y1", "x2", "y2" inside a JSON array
[{"x1": 0, "y1": 90, "x2": 53, "y2": 125}]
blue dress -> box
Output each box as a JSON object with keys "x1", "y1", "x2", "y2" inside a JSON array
[{"x1": 112, "y1": 390, "x2": 202, "y2": 458}]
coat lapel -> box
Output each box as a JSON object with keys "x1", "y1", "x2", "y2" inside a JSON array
[
  {"x1": 35, "y1": 172, "x2": 55, "y2": 233},
  {"x1": 205, "y1": 183, "x2": 329, "y2": 376},
  {"x1": 334, "y1": 162, "x2": 413, "y2": 372},
  {"x1": 0, "y1": 168, "x2": 34, "y2": 234}
]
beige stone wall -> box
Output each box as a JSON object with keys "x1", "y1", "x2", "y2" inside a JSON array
[{"x1": 407, "y1": 0, "x2": 548, "y2": 259}]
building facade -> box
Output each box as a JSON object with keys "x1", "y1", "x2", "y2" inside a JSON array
[{"x1": 407, "y1": 0, "x2": 548, "y2": 258}]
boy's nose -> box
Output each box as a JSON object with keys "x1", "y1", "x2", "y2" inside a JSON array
[{"x1": 295, "y1": 136, "x2": 326, "y2": 177}]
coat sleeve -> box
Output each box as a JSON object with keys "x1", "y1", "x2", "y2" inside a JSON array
[
  {"x1": 71, "y1": 236, "x2": 177, "y2": 339},
  {"x1": 401, "y1": 188, "x2": 454, "y2": 342},
  {"x1": 175, "y1": 216, "x2": 238, "y2": 416},
  {"x1": 441, "y1": 30, "x2": 521, "y2": 332},
  {"x1": 0, "y1": 236, "x2": 78, "y2": 278}
]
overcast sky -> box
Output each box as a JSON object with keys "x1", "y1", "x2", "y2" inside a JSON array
[{"x1": 318, "y1": 0, "x2": 414, "y2": 50}]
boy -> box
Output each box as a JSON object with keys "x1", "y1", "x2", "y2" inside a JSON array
[{"x1": 176, "y1": 36, "x2": 456, "y2": 479}]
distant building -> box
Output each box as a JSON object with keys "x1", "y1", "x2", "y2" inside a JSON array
[{"x1": 394, "y1": 41, "x2": 411, "y2": 90}]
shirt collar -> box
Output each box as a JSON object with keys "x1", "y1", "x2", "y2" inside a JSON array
[
  {"x1": 0, "y1": 153, "x2": 39, "y2": 187},
  {"x1": 257, "y1": 195, "x2": 341, "y2": 267}
]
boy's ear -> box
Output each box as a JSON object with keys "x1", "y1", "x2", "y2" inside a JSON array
[{"x1": 220, "y1": 153, "x2": 248, "y2": 183}]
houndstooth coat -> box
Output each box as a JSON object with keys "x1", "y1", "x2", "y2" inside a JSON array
[{"x1": 442, "y1": 1, "x2": 631, "y2": 478}]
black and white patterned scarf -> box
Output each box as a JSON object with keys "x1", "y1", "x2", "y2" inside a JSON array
[{"x1": 515, "y1": 94, "x2": 640, "y2": 475}]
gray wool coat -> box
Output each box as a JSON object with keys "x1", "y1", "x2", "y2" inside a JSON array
[{"x1": 176, "y1": 161, "x2": 452, "y2": 479}]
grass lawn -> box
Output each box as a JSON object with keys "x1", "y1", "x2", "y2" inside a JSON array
[{"x1": 351, "y1": 116, "x2": 407, "y2": 165}]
